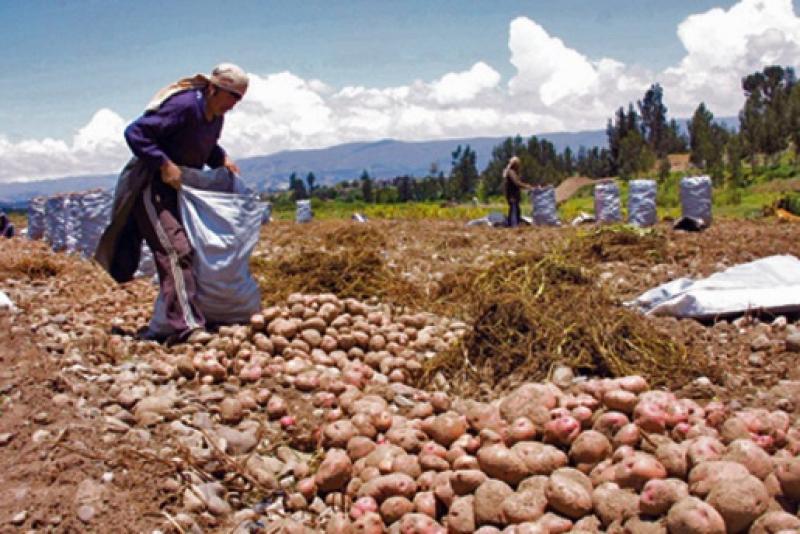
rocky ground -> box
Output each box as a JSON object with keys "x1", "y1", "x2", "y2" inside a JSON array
[{"x1": 1, "y1": 218, "x2": 800, "y2": 533}]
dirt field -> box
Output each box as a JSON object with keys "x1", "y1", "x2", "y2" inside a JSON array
[{"x1": 1, "y1": 217, "x2": 800, "y2": 532}]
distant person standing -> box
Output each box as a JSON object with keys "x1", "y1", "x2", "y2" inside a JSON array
[
  {"x1": 95, "y1": 63, "x2": 249, "y2": 345},
  {"x1": 0, "y1": 210, "x2": 15, "y2": 238},
  {"x1": 502, "y1": 156, "x2": 532, "y2": 227}
]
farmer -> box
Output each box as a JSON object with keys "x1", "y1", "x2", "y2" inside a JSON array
[
  {"x1": 0, "y1": 210, "x2": 14, "y2": 238},
  {"x1": 502, "y1": 156, "x2": 533, "y2": 227},
  {"x1": 95, "y1": 63, "x2": 249, "y2": 345}
]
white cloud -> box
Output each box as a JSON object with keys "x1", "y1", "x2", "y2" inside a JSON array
[{"x1": 3, "y1": 0, "x2": 800, "y2": 183}]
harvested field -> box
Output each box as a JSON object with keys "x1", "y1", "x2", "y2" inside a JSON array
[{"x1": 2, "y1": 217, "x2": 800, "y2": 532}]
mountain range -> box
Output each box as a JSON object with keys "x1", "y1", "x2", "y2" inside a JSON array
[{"x1": 0, "y1": 118, "x2": 737, "y2": 208}]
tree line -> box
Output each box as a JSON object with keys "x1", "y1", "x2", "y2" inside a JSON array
[{"x1": 267, "y1": 64, "x2": 799, "y2": 205}]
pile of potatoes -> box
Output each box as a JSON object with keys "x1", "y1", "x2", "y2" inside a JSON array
[
  {"x1": 301, "y1": 374, "x2": 800, "y2": 533},
  {"x1": 183, "y1": 293, "x2": 465, "y2": 386},
  {"x1": 175, "y1": 293, "x2": 800, "y2": 533}
]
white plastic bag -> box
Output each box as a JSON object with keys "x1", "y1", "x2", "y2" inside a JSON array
[
  {"x1": 594, "y1": 182, "x2": 622, "y2": 223},
  {"x1": 530, "y1": 186, "x2": 560, "y2": 226},
  {"x1": 680, "y1": 176, "x2": 712, "y2": 225},
  {"x1": 149, "y1": 169, "x2": 262, "y2": 334},
  {"x1": 27, "y1": 196, "x2": 46, "y2": 240},
  {"x1": 627, "y1": 179, "x2": 657, "y2": 227},
  {"x1": 296, "y1": 199, "x2": 313, "y2": 223}
]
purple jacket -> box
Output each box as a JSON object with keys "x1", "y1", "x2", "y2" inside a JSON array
[{"x1": 124, "y1": 89, "x2": 226, "y2": 172}]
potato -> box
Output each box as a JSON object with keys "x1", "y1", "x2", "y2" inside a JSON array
[
  {"x1": 592, "y1": 412, "x2": 630, "y2": 438},
  {"x1": 534, "y1": 512, "x2": 573, "y2": 533},
  {"x1": 569, "y1": 430, "x2": 612, "y2": 467},
  {"x1": 446, "y1": 495, "x2": 476, "y2": 534},
  {"x1": 477, "y1": 444, "x2": 529, "y2": 486},
  {"x1": 543, "y1": 416, "x2": 581, "y2": 446},
  {"x1": 413, "y1": 491, "x2": 438, "y2": 519},
  {"x1": 502, "y1": 487, "x2": 548, "y2": 525},
  {"x1": 623, "y1": 516, "x2": 667, "y2": 534},
  {"x1": 705, "y1": 473, "x2": 768, "y2": 533},
  {"x1": 433, "y1": 471, "x2": 456, "y2": 508},
  {"x1": 613, "y1": 423, "x2": 641, "y2": 449},
  {"x1": 508, "y1": 417, "x2": 537, "y2": 444},
  {"x1": 348, "y1": 436, "x2": 378, "y2": 461},
  {"x1": 395, "y1": 513, "x2": 447, "y2": 534},
  {"x1": 465, "y1": 401, "x2": 507, "y2": 434},
  {"x1": 499, "y1": 384, "x2": 558, "y2": 424},
  {"x1": 452, "y1": 455, "x2": 480, "y2": 470},
  {"x1": 724, "y1": 439, "x2": 772, "y2": 480},
  {"x1": 423, "y1": 412, "x2": 468, "y2": 448},
  {"x1": 774, "y1": 457, "x2": 800, "y2": 501},
  {"x1": 686, "y1": 436, "x2": 725, "y2": 466},
  {"x1": 510, "y1": 441, "x2": 567, "y2": 476},
  {"x1": 358, "y1": 473, "x2": 417, "y2": 502},
  {"x1": 380, "y1": 496, "x2": 415, "y2": 525},
  {"x1": 324, "y1": 420, "x2": 358, "y2": 448},
  {"x1": 350, "y1": 496, "x2": 379, "y2": 519},
  {"x1": 545, "y1": 468, "x2": 593, "y2": 520},
  {"x1": 613, "y1": 452, "x2": 666, "y2": 491},
  {"x1": 749, "y1": 511, "x2": 800, "y2": 534},
  {"x1": 591, "y1": 482, "x2": 639, "y2": 527},
  {"x1": 385, "y1": 426, "x2": 425, "y2": 453},
  {"x1": 451, "y1": 469, "x2": 488, "y2": 496},
  {"x1": 687, "y1": 460, "x2": 750, "y2": 497},
  {"x1": 419, "y1": 454, "x2": 449, "y2": 472},
  {"x1": 352, "y1": 512, "x2": 384, "y2": 534},
  {"x1": 634, "y1": 400, "x2": 667, "y2": 434},
  {"x1": 474, "y1": 479, "x2": 514, "y2": 526},
  {"x1": 666, "y1": 496, "x2": 726, "y2": 534},
  {"x1": 639, "y1": 478, "x2": 688, "y2": 516},
  {"x1": 603, "y1": 389, "x2": 638, "y2": 414},
  {"x1": 316, "y1": 449, "x2": 353, "y2": 492},
  {"x1": 655, "y1": 442, "x2": 688, "y2": 479}
]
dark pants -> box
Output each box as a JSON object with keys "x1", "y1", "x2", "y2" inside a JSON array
[
  {"x1": 132, "y1": 180, "x2": 205, "y2": 337},
  {"x1": 507, "y1": 199, "x2": 521, "y2": 228}
]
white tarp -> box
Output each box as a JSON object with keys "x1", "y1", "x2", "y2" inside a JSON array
[
  {"x1": 149, "y1": 168, "x2": 262, "y2": 334},
  {"x1": 630, "y1": 255, "x2": 800, "y2": 319}
]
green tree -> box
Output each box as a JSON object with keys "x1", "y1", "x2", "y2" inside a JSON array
[
  {"x1": 306, "y1": 172, "x2": 316, "y2": 195},
  {"x1": 359, "y1": 170, "x2": 373, "y2": 203},
  {"x1": 638, "y1": 83, "x2": 669, "y2": 156},
  {"x1": 450, "y1": 145, "x2": 479, "y2": 199},
  {"x1": 288, "y1": 172, "x2": 307, "y2": 201},
  {"x1": 688, "y1": 103, "x2": 715, "y2": 169}
]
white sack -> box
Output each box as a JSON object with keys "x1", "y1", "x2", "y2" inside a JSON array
[
  {"x1": 629, "y1": 255, "x2": 800, "y2": 319},
  {"x1": 77, "y1": 190, "x2": 113, "y2": 257},
  {"x1": 594, "y1": 181, "x2": 622, "y2": 223},
  {"x1": 44, "y1": 196, "x2": 67, "y2": 251},
  {"x1": 530, "y1": 186, "x2": 560, "y2": 226},
  {"x1": 64, "y1": 194, "x2": 83, "y2": 253},
  {"x1": 296, "y1": 199, "x2": 313, "y2": 223},
  {"x1": 680, "y1": 176, "x2": 712, "y2": 225},
  {"x1": 149, "y1": 169, "x2": 262, "y2": 334},
  {"x1": 27, "y1": 196, "x2": 46, "y2": 240},
  {"x1": 627, "y1": 179, "x2": 657, "y2": 227}
]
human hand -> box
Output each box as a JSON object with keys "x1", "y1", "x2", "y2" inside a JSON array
[
  {"x1": 161, "y1": 160, "x2": 182, "y2": 190},
  {"x1": 223, "y1": 155, "x2": 240, "y2": 176}
]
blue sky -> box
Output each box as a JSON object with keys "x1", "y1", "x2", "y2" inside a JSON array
[{"x1": 1, "y1": 0, "x2": 799, "y2": 182}]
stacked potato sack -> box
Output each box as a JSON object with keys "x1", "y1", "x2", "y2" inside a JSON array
[{"x1": 296, "y1": 373, "x2": 800, "y2": 533}]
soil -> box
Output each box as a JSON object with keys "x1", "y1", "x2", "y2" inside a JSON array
[{"x1": 1, "y1": 216, "x2": 799, "y2": 531}]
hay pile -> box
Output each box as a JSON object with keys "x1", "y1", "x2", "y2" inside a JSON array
[
  {"x1": 420, "y1": 228, "x2": 701, "y2": 397},
  {"x1": 251, "y1": 224, "x2": 422, "y2": 306},
  {"x1": 572, "y1": 225, "x2": 667, "y2": 264}
]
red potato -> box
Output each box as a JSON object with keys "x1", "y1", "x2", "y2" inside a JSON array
[
  {"x1": 613, "y1": 423, "x2": 641, "y2": 448},
  {"x1": 545, "y1": 467, "x2": 593, "y2": 520},
  {"x1": 380, "y1": 496, "x2": 415, "y2": 525},
  {"x1": 512, "y1": 441, "x2": 568, "y2": 476},
  {"x1": 502, "y1": 487, "x2": 548, "y2": 524},
  {"x1": 591, "y1": 482, "x2": 639, "y2": 527},
  {"x1": 464, "y1": 401, "x2": 508, "y2": 434},
  {"x1": 639, "y1": 478, "x2": 688, "y2": 516},
  {"x1": 316, "y1": 449, "x2": 353, "y2": 492},
  {"x1": 614, "y1": 452, "x2": 667, "y2": 491},
  {"x1": 706, "y1": 473, "x2": 769, "y2": 533},
  {"x1": 589, "y1": 459, "x2": 616, "y2": 486},
  {"x1": 535, "y1": 512, "x2": 574, "y2": 533},
  {"x1": 724, "y1": 438, "x2": 773, "y2": 479},
  {"x1": 720, "y1": 416, "x2": 752, "y2": 444},
  {"x1": 324, "y1": 420, "x2": 359, "y2": 448},
  {"x1": 499, "y1": 384, "x2": 558, "y2": 425},
  {"x1": 474, "y1": 479, "x2": 514, "y2": 526},
  {"x1": 687, "y1": 460, "x2": 750, "y2": 497},
  {"x1": 685, "y1": 423, "x2": 720, "y2": 441},
  {"x1": 774, "y1": 457, "x2": 800, "y2": 501},
  {"x1": 508, "y1": 417, "x2": 538, "y2": 444},
  {"x1": 423, "y1": 412, "x2": 468, "y2": 448},
  {"x1": 543, "y1": 416, "x2": 581, "y2": 446},
  {"x1": 452, "y1": 455, "x2": 479, "y2": 470},
  {"x1": 445, "y1": 446, "x2": 467, "y2": 465},
  {"x1": 477, "y1": 444, "x2": 529, "y2": 486},
  {"x1": 569, "y1": 430, "x2": 612, "y2": 467},
  {"x1": 419, "y1": 454, "x2": 449, "y2": 472},
  {"x1": 394, "y1": 513, "x2": 447, "y2": 534},
  {"x1": 655, "y1": 442, "x2": 688, "y2": 479},
  {"x1": 420, "y1": 441, "x2": 448, "y2": 459},
  {"x1": 612, "y1": 445, "x2": 637, "y2": 463},
  {"x1": 348, "y1": 436, "x2": 378, "y2": 461},
  {"x1": 364, "y1": 444, "x2": 406, "y2": 471},
  {"x1": 446, "y1": 495, "x2": 476, "y2": 534},
  {"x1": 703, "y1": 402, "x2": 728, "y2": 428},
  {"x1": 571, "y1": 406, "x2": 594, "y2": 429},
  {"x1": 592, "y1": 412, "x2": 630, "y2": 438},
  {"x1": 350, "y1": 496, "x2": 379, "y2": 519},
  {"x1": 385, "y1": 426, "x2": 425, "y2": 453},
  {"x1": 450, "y1": 469, "x2": 488, "y2": 495},
  {"x1": 622, "y1": 516, "x2": 668, "y2": 534},
  {"x1": 412, "y1": 492, "x2": 438, "y2": 519},
  {"x1": 326, "y1": 512, "x2": 353, "y2": 534},
  {"x1": 296, "y1": 477, "x2": 317, "y2": 501},
  {"x1": 357, "y1": 473, "x2": 417, "y2": 502},
  {"x1": 686, "y1": 436, "x2": 726, "y2": 466},
  {"x1": 617, "y1": 375, "x2": 649, "y2": 394},
  {"x1": 391, "y1": 454, "x2": 422, "y2": 480},
  {"x1": 603, "y1": 389, "x2": 638, "y2": 414},
  {"x1": 352, "y1": 512, "x2": 384, "y2": 534},
  {"x1": 633, "y1": 400, "x2": 668, "y2": 434},
  {"x1": 748, "y1": 511, "x2": 800, "y2": 534},
  {"x1": 416, "y1": 471, "x2": 437, "y2": 492},
  {"x1": 432, "y1": 471, "x2": 456, "y2": 508},
  {"x1": 666, "y1": 496, "x2": 726, "y2": 534}
]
